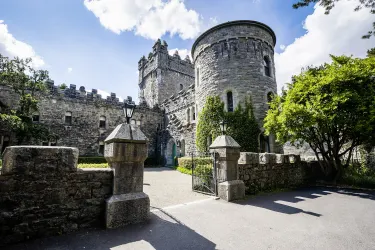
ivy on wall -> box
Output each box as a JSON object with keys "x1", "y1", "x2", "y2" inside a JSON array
[{"x1": 196, "y1": 95, "x2": 260, "y2": 152}]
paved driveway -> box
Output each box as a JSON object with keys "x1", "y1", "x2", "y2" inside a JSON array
[
  {"x1": 5, "y1": 187, "x2": 375, "y2": 250},
  {"x1": 143, "y1": 167, "x2": 211, "y2": 209}
]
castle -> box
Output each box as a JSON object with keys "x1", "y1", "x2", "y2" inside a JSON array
[{"x1": 0, "y1": 20, "x2": 283, "y2": 164}]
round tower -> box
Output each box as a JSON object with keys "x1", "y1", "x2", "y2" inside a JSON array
[{"x1": 192, "y1": 20, "x2": 277, "y2": 125}]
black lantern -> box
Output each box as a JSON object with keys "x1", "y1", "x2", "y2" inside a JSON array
[
  {"x1": 123, "y1": 96, "x2": 136, "y2": 124},
  {"x1": 220, "y1": 120, "x2": 227, "y2": 135}
]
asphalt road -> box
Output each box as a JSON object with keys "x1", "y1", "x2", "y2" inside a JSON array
[{"x1": 5, "y1": 187, "x2": 375, "y2": 250}]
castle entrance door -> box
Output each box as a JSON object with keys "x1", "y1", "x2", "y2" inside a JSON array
[{"x1": 172, "y1": 143, "x2": 177, "y2": 165}]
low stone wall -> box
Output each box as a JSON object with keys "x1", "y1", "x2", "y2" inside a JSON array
[
  {"x1": 238, "y1": 153, "x2": 317, "y2": 194},
  {"x1": 0, "y1": 146, "x2": 113, "y2": 246}
]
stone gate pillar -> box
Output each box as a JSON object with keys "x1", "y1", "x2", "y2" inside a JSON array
[
  {"x1": 209, "y1": 135, "x2": 245, "y2": 201},
  {"x1": 104, "y1": 123, "x2": 150, "y2": 228}
]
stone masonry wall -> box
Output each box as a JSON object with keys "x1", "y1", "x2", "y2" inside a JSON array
[
  {"x1": 0, "y1": 84, "x2": 163, "y2": 157},
  {"x1": 0, "y1": 146, "x2": 113, "y2": 246},
  {"x1": 238, "y1": 152, "x2": 317, "y2": 194},
  {"x1": 161, "y1": 84, "x2": 196, "y2": 164}
]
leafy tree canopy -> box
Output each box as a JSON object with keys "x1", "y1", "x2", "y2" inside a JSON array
[
  {"x1": 292, "y1": 0, "x2": 375, "y2": 38},
  {"x1": 0, "y1": 54, "x2": 58, "y2": 144},
  {"x1": 264, "y1": 55, "x2": 375, "y2": 180},
  {"x1": 368, "y1": 47, "x2": 375, "y2": 57},
  {"x1": 196, "y1": 96, "x2": 260, "y2": 152}
]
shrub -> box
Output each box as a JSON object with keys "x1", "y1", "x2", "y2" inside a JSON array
[
  {"x1": 176, "y1": 166, "x2": 192, "y2": 175},
  {"x1": 78, "y1": 163, "x2": 109, "y2": 168},
  {"x1": 78, "y1": 157, "x2": 107, "y2": 164},
  {"x1": 178, "y1": 157, "x2": 212, "y2": 170}
]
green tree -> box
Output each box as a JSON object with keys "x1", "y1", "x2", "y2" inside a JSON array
[
  {"x1": 226, "y1": 96, "x2": 260, "y2": 152},
  {"x1": 196, "y1": 96, "x2": 224, "y2": 152},
  {"x1": 292, "y1": 0, "x2": 375, "y2": 39},
  {"x1": 0, "y1": 54, "x2": 57, "y2": 144},
  {"x1": 59, "y1": 83, "x2": 67, "y2": 89},
  {"x1": 368, "y1": 48, "x2": 375, "y2": 57},
  {"x1": 264, "y1": 55, "x2": 375, "y2": 181},
  {"x1": 196, "y1": 95, "x2": 260, "y2": 152}
]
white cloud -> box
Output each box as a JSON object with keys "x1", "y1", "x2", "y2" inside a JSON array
[
  {"x1": 279, "y1": 44, "x2": 286, "y2": 50},
  {"x1": 275, "y1": 1, "x2": 374, "y2": 93},
  {"x1": 168, "y1": 48, "x2": 191, "y2": 59},
  {"x1": 67, "y1": 67, "x2": 73, "y2": 73},
  {"x1": 84, "y1": 0, "x2": 205, "y2": 40},
  {"x1": 0, "y1": 20, "x2": 44, "y2": 67},
  {"x1": 97, "y1": 89, "x2": 124, "y2": 101}
]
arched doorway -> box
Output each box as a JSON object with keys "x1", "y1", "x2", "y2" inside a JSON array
[
  {"x1": 172, "y1": 143, "x2": 177, "y2": 165},
  {"x1": 259, "y1": 133, "x2": 270, "y2": 153}
]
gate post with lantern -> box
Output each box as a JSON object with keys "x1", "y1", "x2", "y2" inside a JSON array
[
  {"x1": 104, "y1": 98, "x2": 150, "y2": 228},
  {"x1": 209, "y1": 120, "x2": 245, "y2": 201}
]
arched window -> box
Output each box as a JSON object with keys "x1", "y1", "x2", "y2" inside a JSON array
[
  {"x1": 65, "y1": 111, "x2": 72, "y2": 125},
  {"x1": 263, "y1": 56, "x2": 271, "y2": 77},
  {"x1": 32, "y1": 112, "x2": 40, "y2": 123},
  {"x1": 99, "y1": 116, "x2": 106, "y2": 128},
  {"x1": 227, "y1": 91, "x2": 233, "y2": 112},
  {"x1": 267, "y1": 92, "x2": 273, "y2": 103},
  {"x1": 186, "y1": 108, "x2": 190, "y2": 123},
  {"x1": 191, "y1": 106, "x2": 196, "y2": 121},
  {"x1": 180, "y1": 84, "x2": 183, "y2": 91},
  {"x1": 99, "y1": 141, "x2": 105, "y2": 155}
]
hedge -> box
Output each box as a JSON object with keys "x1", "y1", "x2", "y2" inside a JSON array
[
  {"x1": 177, "y1": 157, "x2": 212, "y2": 170},
  {"x1": 78, "y1": 157, "x2": 107, "y2": 164},
  {"x1": 78, "y1": 156, "x2": 163, "y2": 167},
  {"x1": 78, "y1": 163, "x2": 109, "y2": 168}
]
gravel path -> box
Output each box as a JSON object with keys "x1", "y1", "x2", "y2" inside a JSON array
[{"x1": 143, "y1": 167, "x2": 210, "y2": 209}]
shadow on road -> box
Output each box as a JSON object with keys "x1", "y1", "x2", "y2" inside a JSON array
[
  {"x1": 235, "y1": 188, "x2": 334, "y2": 217},
  {"x1": 5, "y1": 209, "x2": 216, "y2": 250},
  {"x1": 235, "y1": 187, "x2": 375, "y2": 217}
]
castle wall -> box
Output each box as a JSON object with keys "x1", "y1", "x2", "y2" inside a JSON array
[
  {"x1": 161, "y1": 84, "x2": 196, "y2": 164},
  {"x1": 0, "y1": 84, "x2": 163, "y2": 157}
]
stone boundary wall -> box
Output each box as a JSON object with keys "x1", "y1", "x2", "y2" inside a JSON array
[
  {"x1": 0, "y1": 146, "x2": 113, "y2": 246},
  {"x1": 238, "y1": 152, "x2": 319, "y2": 194}
]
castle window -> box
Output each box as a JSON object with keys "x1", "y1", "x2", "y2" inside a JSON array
[
  {"x1": 131, "y1": 119, "x2": 136, "y2": 125},
  {"x1": 191, "y1": 106, "x2": 196, "y2": 121},
  {"x1": 264, "y1": 56, "x2": 271, "y2": 77},
  {"x1": 180, "y1": 84, "x2": 183, "y2": 91},
  {"x1": 99, "y1": 116, "x2": 106, "y2": 128},
  {"x1": 65, "y1": 111, "x2": 72, "y2": 125},
  {"x1": 136, "y1": 120, "x2": 141, "y2": 126},
  {"x1": 196, "y1": 67, "x2": 200, "y2": 87},
  {"x1": 50, "y1": 140, "x2": 57, "y2": 146},
  {"x1": 99, "y1": 141, "x2": 104, "y2": 155},
  {"x1": 227, "y1": 91, "x2": 233, "y2": 112},
  {"x1": 186, "y1": 108, "x2": 190, "y2": 123},
  {"x1": 32, "y1": 112, "x2": 40, "y2": 123}
]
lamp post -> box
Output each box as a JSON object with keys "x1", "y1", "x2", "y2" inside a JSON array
[
  {"x1": 220, "y1": 120, "x2": 227, "y2": 135},
  {"x1": 123, "y1": 96, "x2": 136, "y2": 124}
]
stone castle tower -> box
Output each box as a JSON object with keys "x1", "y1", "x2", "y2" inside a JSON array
[
  {"x1": 192, "y1": 20, "x2": 277, "y2": 124},
  {"x1": 138, "y1": 39, "x2": 195, "y2": 108}
]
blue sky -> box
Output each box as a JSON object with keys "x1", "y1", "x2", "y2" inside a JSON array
[{"x1": 0, "y1": 0, "x2": 373, "y2": 102}]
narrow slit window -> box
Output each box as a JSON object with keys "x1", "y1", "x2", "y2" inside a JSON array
[
  {"x1": 99, "y1": 116, "x2": 106, "y2": 128},
  {"x1": 227, "y1": 91, "x2": 233, "y2": 112},
  {"x1": 65, "y1": 111, "x2": 72, "y2": 125},
  {"x1": 264, "y1": 56, "x2": 271, "y2": 77}
]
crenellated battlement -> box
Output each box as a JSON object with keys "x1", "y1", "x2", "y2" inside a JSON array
[
  {"x1": 138, "y1": 39, "x2": 194, "y2": 84},
  {"x1": 43, "y1": 80, "x2": 131, "y2": 108}
]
